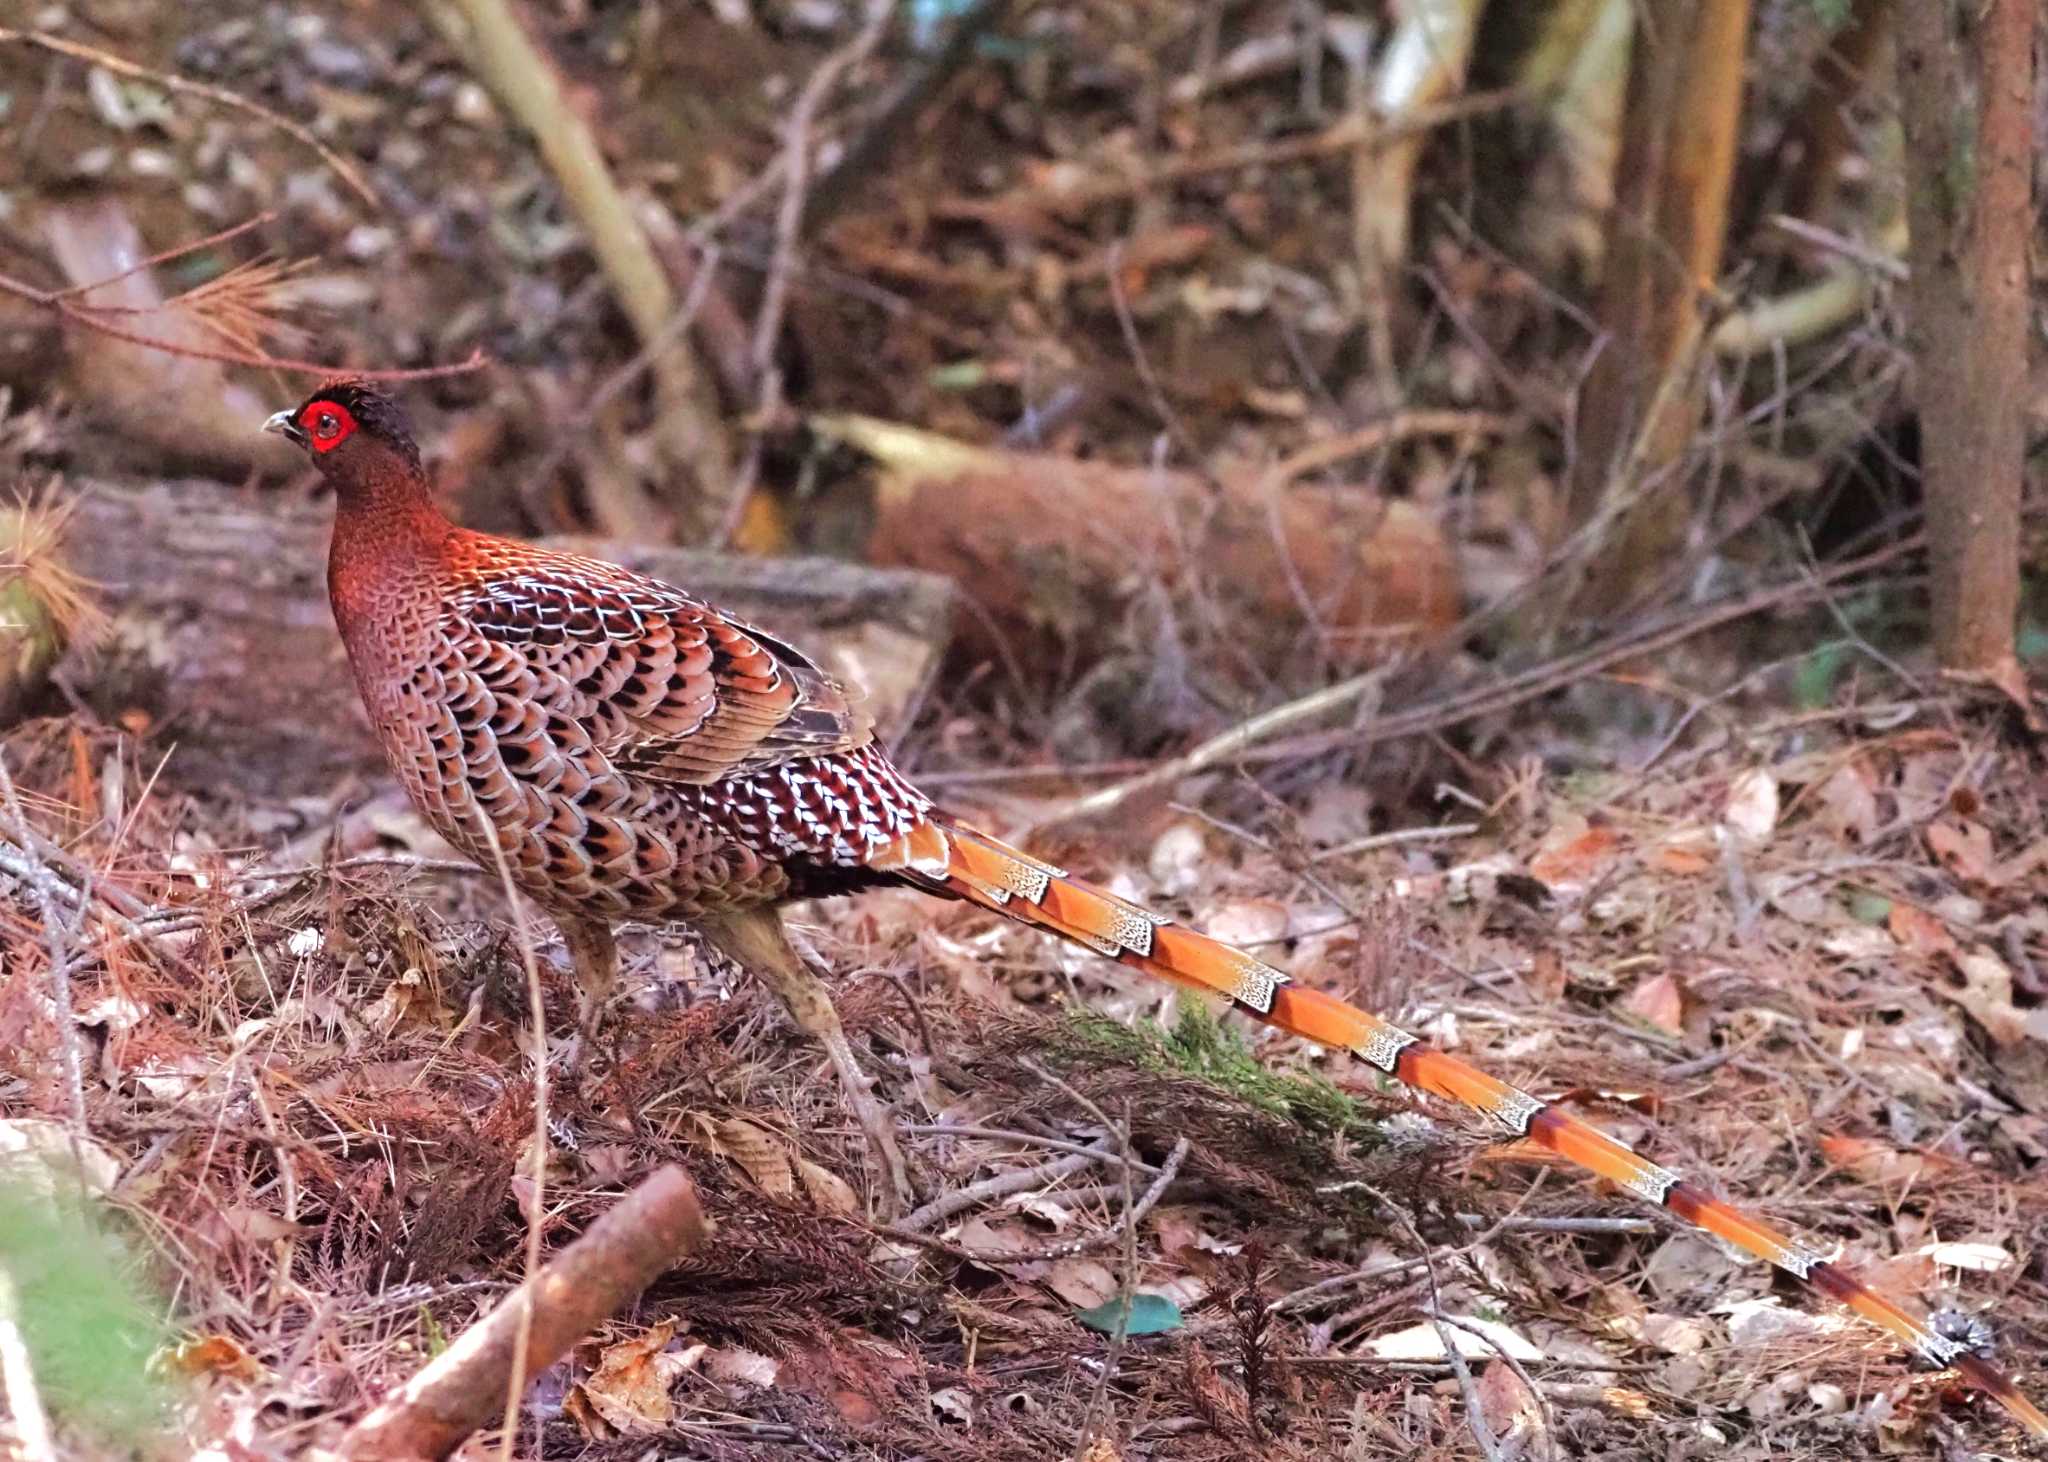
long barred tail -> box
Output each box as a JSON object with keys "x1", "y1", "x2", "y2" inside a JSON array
[{"x1": 872, "y1": 813, "x2": 2048, "y2": 1439}]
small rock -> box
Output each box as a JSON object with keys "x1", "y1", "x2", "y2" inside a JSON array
[{"x1": 451, "y1": 81, "x2": 498, "y2": 126}]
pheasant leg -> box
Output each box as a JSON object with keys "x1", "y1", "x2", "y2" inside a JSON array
[
  {"x1": 698, "y1": 907, "x2": 915, "y2": 1219},
  {"x1": 555, "y1": 912, "x2": 619, "y2": 1070}
]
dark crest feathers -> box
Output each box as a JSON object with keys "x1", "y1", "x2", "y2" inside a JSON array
[{"x1": 299, "y1": 378, "x2": 421, "y2": 468}]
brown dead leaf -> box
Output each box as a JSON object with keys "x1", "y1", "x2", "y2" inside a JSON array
[
  {"x1": 1529, "y1": 813, "x2": 1622, "y2": 888},
  {"x1": 1813, "y1": 763, "x2": 1881, "y2": 844},
  {"x1": 955, "y1": 1214, "x2": 1041, "y2": 1265},
  {"x1": 1620, "y1": 972, "x2": 1687, "y2": 1037},
  {"x1": 1925, "y1": 819, "x2": 1996, "y2": 886},
  {"x1": 796, "y1": 1156, "x2": 860, "y2": 1216},
  {"x1": 1887, "y1": 904, "x2": 1957, "y2": 958},
  {"x1": 1819, "y1": 1134, "x2": 1929, "y2": 1187},
  {"x1": 1946, "y1": 948, "x2": 2030, "y2": 1047},
  {"x1": 575, "y1": 1321, "x2": 697, "y2": 1435},
  {"x1": 1044, "y1": 1257, "x2": 1119, "y2": 1309},
  {"x1": 1650, "y1": 829, "x2": 1714, "y2": 876},
  {"x1": 1079, "y1": 1440, "x2": 1124, "y2": 1462},
  {"x1": 168, "y1": 1334, "x2": 265, "y2": 1383},
  {"x1": 715, "y1": 1118, "x2": 795, "y2": 1199},
  {"x1": 1476, "y1": 1357, "x2": 1546, "y2": 1447},
  {"x1": 1722, "y1": 767, "x2": 1780, "y2": 845},
  {"x1": 1200, "y1": 897, "x2": 1291, "y2": 947},
  {"x1": 1638, "y1": 1313, "x2": 1714, "y2": 1355}
]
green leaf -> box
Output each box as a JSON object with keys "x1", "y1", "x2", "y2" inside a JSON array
[{"x1": 1075, "y1": 1292, "x2": 1182, "y2": 1336}]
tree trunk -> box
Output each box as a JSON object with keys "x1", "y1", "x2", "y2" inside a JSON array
[
  {"x1": 1558, "y1": 0, "x2": 1751, "y2": 623},
  {"x1": 1895, "y1": 0, "x2": 2033, "y2": 673}
]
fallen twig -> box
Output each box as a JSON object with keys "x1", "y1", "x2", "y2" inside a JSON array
[
  {"x1": 896, "y1": 1140, "x2": 1123, "y2": 1234},
  {"x1": 0, "y1": 29, "x2": 378, "y2": 208},
  {"x1": 934, "y1": 87, "x2": 1523, "y2": 223},
  {"x1": 331, "y1": 1165, "x2": 710, "y2": 1462},
  {"x1": 0, "y1": 210, "x2": 484, "y2": 379}
]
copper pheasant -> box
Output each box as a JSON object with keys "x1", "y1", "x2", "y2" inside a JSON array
[{"x1": 265, "y1": 379, "x2": 2046, "y2": 1442}]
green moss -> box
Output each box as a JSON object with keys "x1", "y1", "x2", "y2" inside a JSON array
[
  {"x1": 1058, "y1": 1003, "x2": 1373, "y2": 1140},
  {"x1": 0, "y1": 1186, "x2": 171, "y2": 1444}
]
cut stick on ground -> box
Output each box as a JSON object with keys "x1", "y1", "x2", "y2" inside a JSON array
[{"x1": 331, "y1": 1166, "x2": 711, "y2": 1462}]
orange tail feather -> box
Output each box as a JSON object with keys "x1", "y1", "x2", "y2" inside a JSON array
[{"x1": 874, "y1": 815, "x2": 2048, "y2": 1440}]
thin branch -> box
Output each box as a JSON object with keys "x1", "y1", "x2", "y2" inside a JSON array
[
  {"x1": 1025, "y1": 532, "x2": 1925, "y2": 832},
  {"x1": 425, "y1": 0, "x2": 733, "y2": 533},
  {"x1": 0, "y1": 29, "x2": 380, "y2": 208},
  {"x1": 0, "y1": 256, "x2": 488, "y2": 380},
  {"x1": 722, "y1": 0, "x2": 899, "y2": 546}
]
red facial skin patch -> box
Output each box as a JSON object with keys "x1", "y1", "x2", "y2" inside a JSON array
[{"x1": 300, "y1": 400, "x2": 359, "y2": 453}]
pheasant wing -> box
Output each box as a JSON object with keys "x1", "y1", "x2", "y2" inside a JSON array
[{"x1": 443, "y1": 545, "x2": 869, "y2": 786}]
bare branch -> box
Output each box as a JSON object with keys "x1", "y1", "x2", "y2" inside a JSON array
[{"x1": 333, "y1": 1166, "x2": 711, "y2": 1462}]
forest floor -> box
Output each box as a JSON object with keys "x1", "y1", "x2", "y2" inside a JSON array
[
  {"x1": 5, "y1": 645, "x2": 2046, "y2": 1460},
  {"x1": 2, "y1": 0, "x2": 2046, "y2": 1459}
]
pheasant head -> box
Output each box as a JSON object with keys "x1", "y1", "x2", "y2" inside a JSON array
[{"x1": 264, "y1": 378, "x2": 427, "y2": 503}]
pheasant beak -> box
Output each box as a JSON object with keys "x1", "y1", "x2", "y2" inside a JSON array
[{"x1": 263, "y1": 409, "x2": 307, "y2": 447}]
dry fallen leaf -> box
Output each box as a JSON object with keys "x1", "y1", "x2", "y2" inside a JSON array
[
  {"x1": 1813, "y1": 762, "x2": 1881, "y2": 844},
  {"x1": 1946, "y1": 948, "x2": 2030, "y2": 1047},
  {"x1": 1888, "y1": 904, "x2": 1957, "y2": 958},
  {"x1": 1722, "y1": 767, "x2": 1779, "y2": 846},
  {"x1": 1200, "y1": 896, "x2": 1291, "y2": 947},
  {"x1": 796, "y1": 1156, "x2": 860, "y2": 1216},
  {"x1": 575, "y1": 1321, "x2": 697, "y2": 1435},
  {"x1": 715, "y1": 1117, "x2": 795, "y2": 1199},
  {"x1": 1920, "y1": 1240, "x2": 2016, "y2": 1274},
  {"x1": 1476, "y1": 1356, "x2": 1546, "y2": 1448},
  {"x1": 1650, "y1": 827, "x2": 1714, "y2": 876},
  {"x1": 168, "y1": 1334, "x2": 266, "y2": 1383},
  {"x1": 1044, "y1": 1257, "x2": 1120, "y2": 1309},
  {"x1": 1621, "y1": 971, "x2": 1687, "y2": 1037},
  {"x1": 1819, "y1": 1134, "x2": 1929, "y2": 1187},
  {"x1": 1925, "y1": 819, "x2": 1996, "y2": 886},
  {"x1": 1529, "y1": 813, "x2": 1622, "y2": 889},
  {"x1": 1362, "y1": 1315, "x2": 1544, "y2": 1361}
]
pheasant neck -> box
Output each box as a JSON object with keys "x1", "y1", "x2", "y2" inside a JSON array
[{"x1": 326, "y1": 463, "x2": 454, "y2": 641}]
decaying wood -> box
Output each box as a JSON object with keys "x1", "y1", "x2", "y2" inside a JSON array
[
  {"x1": 820, "y1": 413, "x2": 1462, "y2": 688},
  {"x1": 328, "y1": 1165, "x2": 710, "y2": 1462},
  {"x1": 66, "y1": 477, "x2": 955, "y2": 803}
]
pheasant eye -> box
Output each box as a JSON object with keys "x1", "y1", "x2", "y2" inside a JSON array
[{"x1": 301, "y1": 402, "x2": 357, "y2": 452}]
